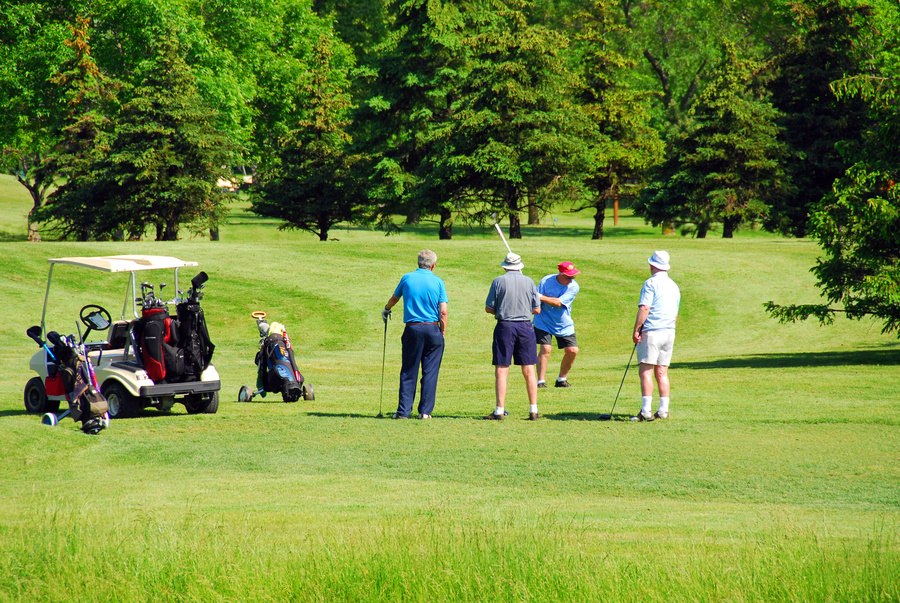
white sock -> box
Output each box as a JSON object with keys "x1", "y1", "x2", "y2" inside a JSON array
[
  {"x1": 641, "y1": 396, "x2": 652, "y2": 415},
  {"x1": 537, "y1": 379, "x2": 546, "y2": 385},
  {"x1": 530, "y1": 404, "x2": 538, "y2": 414},
  {"x1": 556, "y1": 377, "x2": 566, "y2": 382},
  {"x1": 659, "y1": 397, "x2": 669, "y2": 414},
  {"x1": 494, "y1": 407, "x2": 504, "y2": 415}
]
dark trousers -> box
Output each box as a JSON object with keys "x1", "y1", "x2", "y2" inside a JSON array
[{"x1": 397, "y1": 323, "x2": 444, "y2": 417}]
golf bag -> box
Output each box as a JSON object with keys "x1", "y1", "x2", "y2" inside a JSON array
[
  {"x1": 133, "y1": 271, "x2": 214, "y2": 383},
  {"x1": 256, "y1": 321, "x2": 304, "y2": 402},
  {"x1": 134, "y1": 306, "x2": 183, "y2": 382},
  {"x1": 46, "y1": 332, "x2": 109, "y2": 434}
]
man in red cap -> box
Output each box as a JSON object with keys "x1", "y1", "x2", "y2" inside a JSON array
[{"x1": 532, "y1": 261, "x2": 581, "y2": 388}]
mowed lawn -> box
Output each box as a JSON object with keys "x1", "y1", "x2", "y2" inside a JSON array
[{"x1": 0, "y1": 176, "x2": 898, "y2": 602}]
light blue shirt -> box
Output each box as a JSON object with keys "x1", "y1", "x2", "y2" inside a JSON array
[
  {"x1": 639, "y1": 271, "x2": 680, "y2": 331},
  {"x1": 532, "y1": 274, "x2": 579, "y2": 336},
  {"x1": 394, "y1": 269, "x2": 448, "y2": 323}
]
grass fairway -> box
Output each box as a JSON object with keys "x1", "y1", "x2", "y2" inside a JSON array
[{"x1": 0, "y1": 176, "x2": 898, "y2": 602}]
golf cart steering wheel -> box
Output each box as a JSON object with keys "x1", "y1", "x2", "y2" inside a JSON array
[{"x1": 80, "y1": 304, "x2": 112, "y2": 332}]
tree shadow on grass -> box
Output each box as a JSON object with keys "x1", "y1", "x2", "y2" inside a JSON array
[
  {"x1": 0, "y1": 231, "x2": 27, "y2": 242},
  {"x1": 677, "y1": 349, "x2": 900, "y2": 370}
]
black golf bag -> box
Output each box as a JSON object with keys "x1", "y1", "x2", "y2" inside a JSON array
[
  {"x1": 133, "y1": 272, "x2": 214, "y2": 383},
  {"x1": 46, "y1": 332, "x2": 109, "y2": 434},
  {"x1": 256, "y1": 326, "x2": 304, "y2": 402}
]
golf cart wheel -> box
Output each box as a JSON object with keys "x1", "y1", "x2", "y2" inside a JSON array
[
  {"x1": 24, "y1": 377, "x2": 59, "y2": 414},
  {"x1": 41, "y1": 412, "x2": 59, "y2": 427},
  {"x1": 301, "y1": 383, "x2": 314, "y2": 401},
  {"x1": 185, "y1": 391, "x2": 219, "y2": 414},
  {"x1": 238, "y1": 385, "x2": 251, "y2": 402},
  {"x1": 103, "y1": 382, "x2": 138, "y2": 419}
]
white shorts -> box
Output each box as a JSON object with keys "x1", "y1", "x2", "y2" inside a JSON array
[{"x1": 637, "y1": 329, "x2": 675, "y2": 366}]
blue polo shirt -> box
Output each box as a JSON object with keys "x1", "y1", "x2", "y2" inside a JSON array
[
  {"x1": 394, "y1": 268, "x2": 448, "y2": 323},
  {"x1": 532, "y1": 274, "x2": 579, "y2": 336}
]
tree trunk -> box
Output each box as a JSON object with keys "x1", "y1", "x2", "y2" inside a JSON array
[
  {"x1": 722, "y1": 215, "x2": 740, "y2": 238},
  {"x1": 528, "y1": 201, "x2": 539, "y2": 225},
  {"x1": 439, "y1": 207, "x2": 452, "y2": 240},
  {"x1": 696, "y1": 222, "x2": 708, "y2": 239},
  {"x1": 507, "y1": 197, "x2": 521, "y2": 239},
  {"x1": 405, "y1": 207, "x2": 420, "y2": 225},
  {"x1": 591, "y1": 201, "x2": 606, "y2": 240},
  {"x1": 209, "y1": 228, "x2": 220, "y2": 241},
  {"x1": 162, "y1": 220, "x2": 179, "y2": 241}
]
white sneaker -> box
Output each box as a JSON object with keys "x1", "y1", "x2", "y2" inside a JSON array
[
  {"x1": 419, "y1": 414, "x2": 431, "y2": 420},
  {"x1": 636, "y1": 411, "x2": 655, "y2": 422},
  {"x1": 654, "y1": 411, "x2": 669, "y2": 420}
]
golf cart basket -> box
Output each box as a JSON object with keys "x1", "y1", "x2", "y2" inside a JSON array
[{"x1": 43, "y1": 332, "x2": 109, "y2": 434}]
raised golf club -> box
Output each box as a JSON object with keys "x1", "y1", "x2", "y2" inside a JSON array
[
  {"x1": 490, "y1": 212, "x2": 513, "y2": 254},
  {"x1": 600, "y1": 341, "x2": 637, "y2": 421}
]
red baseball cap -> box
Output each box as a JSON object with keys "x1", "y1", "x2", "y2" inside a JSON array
[{"x1": 557, "y1": 261, "x2": 580, "y2": 276}]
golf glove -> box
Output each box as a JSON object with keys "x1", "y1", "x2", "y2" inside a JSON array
[{"x1": 382, "y1": 308, "x2": 392, "y2": 324}]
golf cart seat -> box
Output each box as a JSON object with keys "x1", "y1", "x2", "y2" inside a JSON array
[{"x1": 108, "y1": 320, "x2": 133, "y2": 350}]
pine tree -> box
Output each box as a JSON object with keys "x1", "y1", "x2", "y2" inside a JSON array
[
  {"x1": 253, "y1": 32, "x2": 360, "y2": 241},
  {"x1": 635, "y1": 43, "x2": 789, "y2": 238},
  {"x1": 92, "y1": 34, "x2": 234, "y2": 240},
  {"x1": 33, "y1": 16, "x2": 119, "y2": 241},
  {"x1": 444, "y1": 0, "x2": 588, "y2": 239}
]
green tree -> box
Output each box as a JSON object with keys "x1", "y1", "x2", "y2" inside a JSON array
[
  {"x1": 0, "y1": 2, "x2": 72, "y2": 240},
  {"x1": 252, "y1": 32, "x2": 361, "y2": 241},
  {"x1": 766, "y1": 0, "x2": 872, "y2": 237},
  {"x1": 766, "y1": 2, "x2": 900, "y2": 336},
  {"x1": 442, "y1": 0, "x2": 588, "y2": 239},
  {"x1": 33, "y1": 16, "x2": 119, "y2": 241},
  {"x1": 569, "y1": 0, "x2": 663, "y2": 240},
  {"x1": 91, "y1": 34, "x2": 234, "y2": 240},
  {"x1": 635, "y1": 43, "x2": 789, "y2": 238},
  {"x1": 355, "y1": 0, "x2": 467, "y2": 237}
]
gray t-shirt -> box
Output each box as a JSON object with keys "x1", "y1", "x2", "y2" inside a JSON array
[{"x1": 486, "y1": 271, "x2": 540, "y2": 321}]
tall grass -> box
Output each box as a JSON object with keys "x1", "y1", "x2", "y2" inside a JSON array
[{"x1": 1, "y1": 175, "x2": 898, "y2": 601}]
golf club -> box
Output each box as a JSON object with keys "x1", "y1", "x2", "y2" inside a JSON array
[
  {"x1": 376, "y1": 313, "x2": 390, "y2": 418},
  {"x1": 600, "y1": 342, "x2": 637, "y2": 421},
  {"x1": 490, "y1": 212, "x2": 512, "y2": 254}
]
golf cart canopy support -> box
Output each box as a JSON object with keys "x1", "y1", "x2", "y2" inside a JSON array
[{"x1": 41, "y1": 255, "x2": 200, "y2": 335}]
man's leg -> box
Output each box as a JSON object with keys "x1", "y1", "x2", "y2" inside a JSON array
[
  {"x1": 638, "y1": 362, "x2": 655, "y2": 417},
  {"x1": 417, "y1": 325, "x2": 445, "y2": 416},
  {"x1": 537, "y1": 344, "x2": 552, "y2": 383},
  {"x1": 522, "y1": 364, "x2": 538, "y2": 406},
  {"x1": 495, "y1": 365, "x2": 510, "y2": 409},
  {"x1": 655, "y1": 364, "x2": 670, "y2": 416},
  {"x1": 558, "y1": 346, "x2": 578, "y2": 380},
  {"x1": 397, "y1": 326, "x2": 423, "y2": 417}
]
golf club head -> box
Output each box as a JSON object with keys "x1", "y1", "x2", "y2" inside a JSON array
[
  {"x1": 599, "y1": 414, "x2": 612, "y2": 421},
  {"x1": 191, "y1": 271, "x2": 209, "y2": 289},
  {"x1": 46, "y1": 330, "x2": 64, "y2": 348},
  {"x1": 26, "y1": 325, "x2": 43, "y2": 346}
]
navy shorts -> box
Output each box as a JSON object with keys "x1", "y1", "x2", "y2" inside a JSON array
[
  {"x1": 534, "y1": 326, "x2": 577, "y2": 349},
  {"x1": 492, "y1": 321, "x2": 538, "y2": 366}
]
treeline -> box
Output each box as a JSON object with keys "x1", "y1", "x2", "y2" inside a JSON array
[{"x1": 1, "y1": 0, "x2": 897, "y2": 245}]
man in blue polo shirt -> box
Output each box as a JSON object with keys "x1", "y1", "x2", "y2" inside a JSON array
[
  {"x1": 383, "y1": 249, "x2": 449, "y2": 419},
  {"x1": 632, "y1": 250, "x2": 680, "y2": 421},
  {"x1": 533, "y1": 261, "x2": 581, "y2": 389}
]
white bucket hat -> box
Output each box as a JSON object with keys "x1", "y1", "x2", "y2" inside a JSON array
[
  {"x1": 501, "y1": 253, "x2": 524, "y2": 271},
  {"x1": 648, "y1": 250, "x2": 670, "y2": 271}
]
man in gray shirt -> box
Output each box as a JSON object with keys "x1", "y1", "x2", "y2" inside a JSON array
[{"x1": 483, "y1": 253, "x2": 541, "y2": 420}]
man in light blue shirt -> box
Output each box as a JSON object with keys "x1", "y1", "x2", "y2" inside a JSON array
[
  {"x1": 632, "y1": 250, "x2": 681, "y2": 421},
  {"x1": 383, "y1": 250, "x2": 449, "y2": 419},
  {"x1": 532, "y1": 261, "x2": 581, "y2": 388}
]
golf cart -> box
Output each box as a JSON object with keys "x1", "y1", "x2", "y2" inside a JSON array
[{"x1": 24, "y1": 255, "x2": 220, "y2": 419}]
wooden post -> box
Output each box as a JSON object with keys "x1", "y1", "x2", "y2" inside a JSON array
[{"x1": 613, "y1": 191, "x2": 619, "y2": 226}]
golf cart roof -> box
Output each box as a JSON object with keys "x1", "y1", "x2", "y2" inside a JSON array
[{"x1": 48, "y1": 255, "x2": 199, "y2": 273}]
